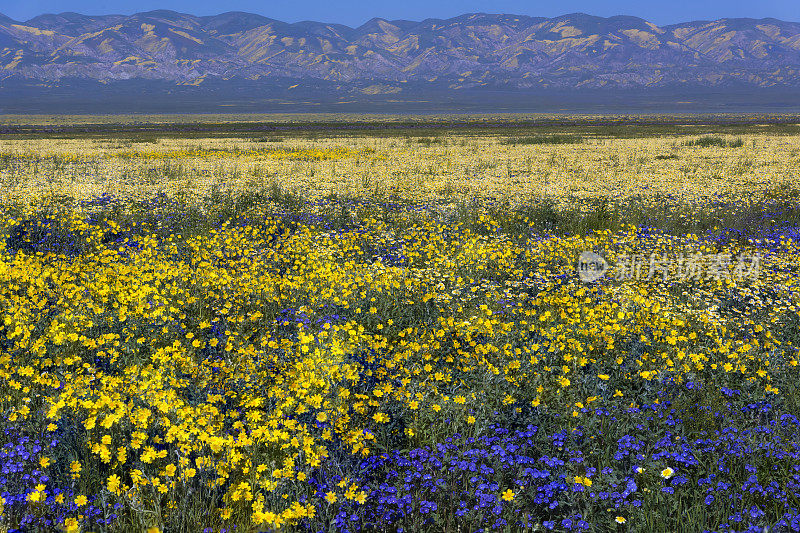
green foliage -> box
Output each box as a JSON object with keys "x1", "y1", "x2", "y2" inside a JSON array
[
  {"x1": 412, "y1": 137, "x2": 444, "y2": 146},
  {"x1": 683, "y1": 136, "x2": 744, "y2": 148}
]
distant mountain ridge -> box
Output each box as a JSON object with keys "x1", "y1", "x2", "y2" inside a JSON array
[{"x1": 1, "y1": 10, "x2": 800, "y2": 91}]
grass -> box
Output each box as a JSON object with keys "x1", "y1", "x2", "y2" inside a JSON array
[{"x1": 501, "y1": 134, "x2": 584, "y2": 145}]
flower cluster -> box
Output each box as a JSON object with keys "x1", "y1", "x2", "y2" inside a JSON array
[{"x1": 0, "y1": 131, "x2": 798, "y2": 532}]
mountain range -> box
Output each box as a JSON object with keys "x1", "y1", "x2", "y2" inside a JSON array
[{"x1": 2, "y1": 10, "x2": 800, "y2": 112}]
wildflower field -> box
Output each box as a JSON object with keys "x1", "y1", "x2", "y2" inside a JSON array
[{"x1": 0, "y1": 119, "x2": 799, "y2": 532}]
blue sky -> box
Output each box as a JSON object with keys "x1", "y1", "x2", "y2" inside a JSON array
[{"x1": 2, "y1": 0, "x2": 799, "y2": 26}]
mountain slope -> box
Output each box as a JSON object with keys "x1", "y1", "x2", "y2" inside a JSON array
[{"x1": 1, "y1": 10, "x2": 800, "y2": 89}]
